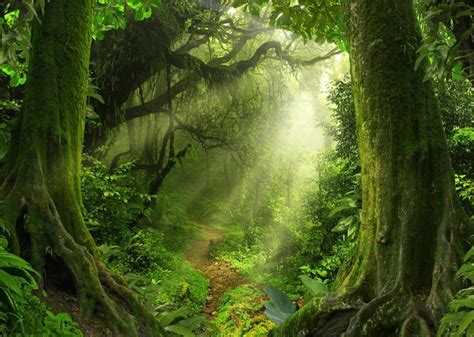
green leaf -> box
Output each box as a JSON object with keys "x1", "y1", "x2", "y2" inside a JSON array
[
  {"x1": 0, "y1": 269, "x2": 23, "y2": 297},
  {"x1": 126, "y1": 0, "x2": 143, "y2": 10},
  {"x1": 464, "y1": 247, "x2": 474, "y2": 263},
  {"x1": 158, "y1": 307, "x2": 191, "y2": 327},
  {"x1": 457, "y1": 310, "x2": 474, "y2": 335},
  {"x1": 449, "y1": 296, "x2": 474, "y2": 312},
  {"x1": 262, "y1": 286, "x2": 296, "y2": 324},
  {"x1": 299, "y1": 275, "x2": 328, "y2": 297},
  {"x1": 458, "y1": 263, "x2": 474, "y2": 283},
  {"x1": 332, "y1": 216, "x2": 354, "y2": 233},
  {"x1": 165, "y1": 325, "x2": 195, "y2": 337}
]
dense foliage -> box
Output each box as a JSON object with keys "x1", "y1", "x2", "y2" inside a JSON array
[{"x1": 0, "y1": 0, "x2": 472, "y2": 336}]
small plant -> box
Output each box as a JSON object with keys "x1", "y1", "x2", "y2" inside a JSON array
[{"x1": 42, "y1": 311, "x2": 83, "y2": 337}]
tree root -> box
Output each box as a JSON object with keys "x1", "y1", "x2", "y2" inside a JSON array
[
  {"x1": 270, "y1": 293, "x2": 358, "y2": 337},
  {"x1": 271, "y1": 285, "x2": 439, "y2": 337},
  {"x1": 0, "y1": 184, "x2": 167, "y2": 336},
  {"x1": 343, "y1": 285, "x2": 435, "y2": 337},
  {"x1": 98, "y1": 263, "x2": 166, "y2": 336}
]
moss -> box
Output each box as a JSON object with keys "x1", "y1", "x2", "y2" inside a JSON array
[
  {"x1": 338, "y1": 0, "x2": 463, "y2": 296},
  {"x1": 273, "y1": 0, "x2": 467, "y2": 335},
  {"x1": 0, "y1": 1, "x2": 166, "y2": 335}
]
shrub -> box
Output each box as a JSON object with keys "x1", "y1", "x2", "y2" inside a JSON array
[
  {"x1": 81, "y1": 155, "x2": 152, "y2": 245},
  {"x1": 438, "y1": 246, "x2": 474, "y2": 336}
]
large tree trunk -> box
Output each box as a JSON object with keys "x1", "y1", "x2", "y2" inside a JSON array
[
  {"x1": 0, "y1": 1, "x2": 164, "y2": 336},
  {"x1": 272, "y1": 1, "x2": 469, "y2": 336}
]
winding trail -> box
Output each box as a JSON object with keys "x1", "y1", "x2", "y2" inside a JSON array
[{"x1": 186, "y1": 223, "x2": 244, "y2": 317}]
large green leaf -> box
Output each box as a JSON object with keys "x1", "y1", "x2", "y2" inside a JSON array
[
  {"x1": 158, "y1": 307, "x2": 191, "y2": 327},
  {"x1": 464, "y1": 247, "x2": 474, "y2": 263},
  {"x1": 457, "y1": 311, "x2": 474, "y2": 335},
  {"x1": 299, "y1": 275, "x2": 328, "y2": 298},
  {"x1": 458, "y1": 263, "x2": 474, "y2": 283},
  {"x1": 165, "y1": 325, "x2": 195, "y2": 337},
  {"x1": 263, "y1": 286, "x2": 296, "y2": 324},
  {"x1": 449, "y1": 296, "x2": 474, "y2": 312},
  {"x1": 0, "y1": 269, "x2": 23, "y2": 297}
]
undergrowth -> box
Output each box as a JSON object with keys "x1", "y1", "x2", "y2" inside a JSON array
[{"x1": 213, "y1": 285, "x2": 276, "y2": 337}]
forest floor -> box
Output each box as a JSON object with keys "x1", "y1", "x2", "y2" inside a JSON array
[{"x1": 185, "y1": 222, "x2": 245, "y2": 318}]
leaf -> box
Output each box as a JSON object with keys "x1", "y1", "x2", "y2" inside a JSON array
[
  {"x1": 465, "y1": 247, "x2": 474, "y2": 263},
  {"x1": 0, "y1": 237, "x2": 7, "y2": 249},
  {"x1": 449, "y1": 296, "x2": 474, "y2": 312},
  {"x1": 0, "y1": 269, "x2": 23, "y2": 297},
  {"x1": 332, "y1": 216, "x2": 354, "y2": 233},
  {"x1": 299, "y1": 275, "x2": 328, "y2": 297},
  {"x1": 126, "y1": 0, "x2": 142, "y2": 10},
  {"x1": 158, "y1": 307, "x2": 191, "y2": 327},
  {"x1": 165, "y1": 325, "x2": 195, "y2": 337},
  {"x1": 457, "y1": 310, "x2": 474, "y2": 335},
  {"x1": 262, "y1": 286, "x2": 296, "y2": 324},
  {"x1": 458, "y1": 263, "x2": 474, "y2": 283},
  {"x1": 88, "y1": 91, "x2": 105, "y2": 104}
]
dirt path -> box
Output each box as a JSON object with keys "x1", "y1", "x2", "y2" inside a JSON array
[{"x1": 186, "y1": 223, "x2": 244, "y2": 317}]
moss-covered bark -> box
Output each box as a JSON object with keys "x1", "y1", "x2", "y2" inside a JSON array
[
  {"x1": 0, "y1": 1, "x2": 165, "y2": 336},
  {"x1": 272, "y1": 1, "x2": 469, "y2": 336}
]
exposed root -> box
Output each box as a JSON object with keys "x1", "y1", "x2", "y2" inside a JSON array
[
  {"x1": 342, "y1": 284, "x2": 436, "y2": 337},
  {"x1": 271, "y1": 284, "x2": 440, "y2": 337},
  {"x1": 98, "y1": 263, "x2": 166, "y2": 336},
  {"x1": 270, "y1": 293, "x2": 358, "y2": 337},
  {"x1": 0, "y1": 181, "x2": 166, "y2": 337},
  {"x1": 40, "y1": 197, "x2": 140, "y2": 336}
]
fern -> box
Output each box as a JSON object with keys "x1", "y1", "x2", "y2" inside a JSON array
[
  {"x1": 438, "y1": 247, "x2": 474, "y2": 336},
  {"x1": 0, "y1": 235, "x2": 38, "y2": 312}
]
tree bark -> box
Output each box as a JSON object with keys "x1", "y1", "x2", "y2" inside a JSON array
[
  {"x1": 272, "y1": 1, "x2": 469, "y2": 336},
  {"x1": 0, "y1": 1, "x2": 165, "y2": 336}
]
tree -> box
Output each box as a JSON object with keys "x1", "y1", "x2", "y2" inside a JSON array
[
  {"x1": 272, "y1": 1, "x2": 470, "y2": 336},
  {"x1": 0, "y1": 1, "x2": 164, "y2": 336}
]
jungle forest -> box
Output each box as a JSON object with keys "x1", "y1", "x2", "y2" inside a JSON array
[{"x1": 0, "y1": 0, "x2": 473, "y2": 336}]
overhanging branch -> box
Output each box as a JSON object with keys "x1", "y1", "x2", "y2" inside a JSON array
[{"x1": 124, "y1": 43, "x2": 341, "y2": 123}]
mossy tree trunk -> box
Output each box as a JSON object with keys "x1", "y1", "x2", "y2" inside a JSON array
[
  {"x1": 0, "y1": 1, "x2": 164, "y2": 336},
  {"x1": 273, "y1": 1, "x2": 469, "y2": 336}
]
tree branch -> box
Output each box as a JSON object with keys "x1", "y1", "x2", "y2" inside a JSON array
[{"x1": 124, "y1": 44, "x2": 341, "y2": 123}]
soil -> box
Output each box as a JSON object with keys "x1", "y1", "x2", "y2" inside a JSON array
[{"x1": 185, "y1": 223, "x2": 244, "y2": 318}]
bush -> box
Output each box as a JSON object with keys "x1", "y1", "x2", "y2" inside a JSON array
[
  {"x1": 438, "y1": 246, "x2": 474, "y2": 336},
  {"x1": 81, "y1": 155, "x2": 152, "y2": 245}
]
